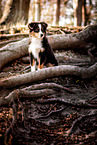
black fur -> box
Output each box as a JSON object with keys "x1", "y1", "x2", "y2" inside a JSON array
[
  {"x1": 41, "y1": 37, "x2": 58, "y2": 66},
  {"x1": 28, "y1": 22, "x2": 58, "y2": 71}
]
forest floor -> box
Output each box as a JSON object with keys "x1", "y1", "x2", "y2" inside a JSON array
[{"x1": 0, "y1": 26, "x2": 97, "y2": 145}]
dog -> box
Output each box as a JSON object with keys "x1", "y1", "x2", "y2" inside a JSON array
[{"x1": 28, "y1": 22, "x2": 58, "y2": 72}]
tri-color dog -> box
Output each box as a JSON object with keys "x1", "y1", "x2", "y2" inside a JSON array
[{"x1": 28, "y1": 22, "x2": 58, "y2": 72}]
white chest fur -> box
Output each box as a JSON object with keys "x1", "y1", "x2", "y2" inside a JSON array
[{"x1": 29, "y1": 37, "x2": 43, "y2": 61}]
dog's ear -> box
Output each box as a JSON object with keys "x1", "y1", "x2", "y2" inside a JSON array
[
  {"x1": 28, "y1": 22, "x2": 35, "y2": 30},
  {"x1": 42, "y1": 22, "x2": 48, "y2": 28}
]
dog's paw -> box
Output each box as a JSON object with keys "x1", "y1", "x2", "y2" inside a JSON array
[
  {"x1": 40, "y1": 48, "x2": 45, "y2": 52},
  {"x1": 31, "y1": 66, "x2": 35, "y2": 72},
  {"x1": 38, "y1": 68, "x2": 40, "y2": 71}
]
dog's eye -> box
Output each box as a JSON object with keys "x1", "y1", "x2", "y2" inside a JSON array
[
  {"x1": 30, "y1": 29, "x2": 33, "y2": 33},
  {"x1": 41, "y1": 27, "x2": 45, "y2": 32},
  {"x1": 34, "y1": 28, "x2": 39, "y2": 32}
]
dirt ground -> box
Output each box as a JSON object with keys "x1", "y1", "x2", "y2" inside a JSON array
[
  {"x1": 0, "y1": 25, "x2": 97, "y2": 145},
  {"x1": 0, "y1": 49, "x2": 97, "y2": 145}
]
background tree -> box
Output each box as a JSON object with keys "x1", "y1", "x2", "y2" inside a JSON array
[
  {"x1": 73, "y1": 0, "x2": 93, "y2": 26},
  {"x1": 56, "y1": 0, "x2": 60, "y2": 25},
  {"x1": 73, "y1": 0, "x2": 84, "y2": 26},
  {"x1": 0, "y1": 0, "x2": 30, "y2": 25},
  {"x1": 0, "y1": 0, "x2": 2, "y2": 18},
  {"x1": 0, "y1": 0, "x2": 96, "y2": 26},
  {"x1": 35, "y1": 0, "x2": 41, "y2": 21}
]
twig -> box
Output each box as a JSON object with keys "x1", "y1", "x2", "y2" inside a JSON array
[
  {"x1": 87, "y1": 95, "x2": 97, "y2": 103},
  {"x1": 37, "y1": 107, "x2": 64, "y2": 119},
  {"x1": 36, "y1": 104, "x2": 51, "y2": 113},
  {"x1": 37, "y1": 103, "x2": 57, "y2": 115}
]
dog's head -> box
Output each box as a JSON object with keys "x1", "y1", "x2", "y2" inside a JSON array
[{"x1": 28, "y1": 22, "x2": 48, "y2": 39}]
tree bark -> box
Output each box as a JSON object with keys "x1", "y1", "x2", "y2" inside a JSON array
[
  {"x1": 73, "y1": 0, "x2": 77, "y2": 27},
  {"x1": 77, "y1": 0, "x2": 82, "y2": 26},
  {"x1": 0, "y1": 0, "x2": 2, "y2": 18},
  {"x1": 0, "y1": 38, "x2": 29, "y2": 71},
  {"x1": 35, "y1": 0, "x2": 41, "y2": 21},
  {"x1": 73, "y1": 0, "x2": 86, "y2": 26},
  {"x1": 0, "y1": 0, "x2": 30, "y2": 25},
  {"x1": 0, "y1": 82, "x2": 75, "y2": 107}
]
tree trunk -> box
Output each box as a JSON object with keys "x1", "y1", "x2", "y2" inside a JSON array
[
  {"x1": 77, "y1": 0, "x2": 82, "y2": 26},
  {"x1": 85, "y1": 0, "x2": 92, "y2": 25},
  {"x1": 56, "y1": 0, "x2": 61, "y2": 25},
  {"x1": 35, "y1": 0, "x2": 41, "y2": 21},
  {"x1": 73, "y1": 0, "x2": 86, "y2": 26},
  {"x1": 73, "y1": 0, "x2": 77, "y2": 27},
  {"x1": 0, "y1": 0, "x2": 2, "y2": 18},
  {"x1": 0, "y1": 0, "x2": 30, "y2": 25},
  {"x1": 0, "y1": 25, "x2": 97, "y2": 71},
  {"x1": 82, "y1": 0, "x2": 86, "y2": 26}
]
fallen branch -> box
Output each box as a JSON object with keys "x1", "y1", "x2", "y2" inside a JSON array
[{"x1": 0, "y1": 63, "x2": 97, "y2": 89}]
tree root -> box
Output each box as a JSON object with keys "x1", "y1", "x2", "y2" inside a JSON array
[
  {"x1": 23, "y1": 82, "x2": 76, "y2": 93},
  {"x1": 36, "y1": 107, "x2": 64, "y2": 119},
  {"x1": 0, "y1": 63, "x2": 97, "y2": 89},
  {"x1": 0, "y1": 25, "x2": 97, "y2": 71},
  {"x1": 36, "y1": 103, "x2": 57, "y2": 114},
  {"x1": 4, "y1": 98, "x2": 17, "y2": 145},
  {"x1": 0, "y1": 38, "x2": 29, "y2": 71},
  {"x1": 0, "y1": 33, "x2": 28, "y2": 40},
  {"x1": 87, "y1": 95, "x2": 97, "y2": 103},
  {"x1": 36, "y1": 98, "x2": 97, "y2": 109},
  {"x1": 0, "y1": 38, "x2": 23, "y2": 47},
  {"x1": 0, "y1": 82, "x2": 77, "y2": 107},
  {"x1": 0, "y1": 88, "x2": 57, "y2": 107},
  {"x1": 68, "y1": 113, "x2": 97, "y2": 136}
]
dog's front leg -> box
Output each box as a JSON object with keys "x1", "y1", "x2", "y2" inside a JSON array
[
  {"x1": 29, "y1": 52, "x2": 36, "y2": 72},
  {"x1": 38, "y1": 49, "x2": 45, "y2": 70},
  {"x1": 38, "y1": 56, "x2": 44, "y2": 70},
  {"x1": 31, "y1": 59, "x2": 36, "y2": 72}
]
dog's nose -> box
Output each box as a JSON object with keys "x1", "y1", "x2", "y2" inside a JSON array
[{"x1": 41, "y1": 34, "x2": 43, "y2": 37}]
